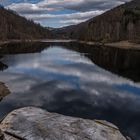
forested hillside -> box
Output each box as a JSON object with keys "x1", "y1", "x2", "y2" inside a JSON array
[
  {"x1": 55, "y1": 0, "x2": 140, "y2": 43},
  {"x1": 0, "y1": 6, "x2": 52, "y2": 40}
]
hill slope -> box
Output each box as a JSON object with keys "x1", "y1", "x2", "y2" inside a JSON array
[
  {"x1": 0, "y1": 6, "x2": 52, "y2": 40},
  {"x1": 55, "y1": 0, "x2": 140, "y2": 43}
]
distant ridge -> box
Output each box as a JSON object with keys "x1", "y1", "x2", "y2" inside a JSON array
[
  {"x1": 0, "y1": 6, "x2": 52, "y2": 40},
  {"x1": 55, "y1": 0, "x2": 140, "y2": 43}
]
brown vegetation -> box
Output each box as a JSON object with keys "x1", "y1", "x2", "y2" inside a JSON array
[
  {"x1": 54, "y1": 0, "x2": 140, "y2": 43},
  {"x1": 0, "y1": 6, "x2": 52, "y2": 41}
]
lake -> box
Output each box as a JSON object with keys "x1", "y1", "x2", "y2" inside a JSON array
[{"x1": 0, "y1": 41, "x2": 140, "y2": 140}]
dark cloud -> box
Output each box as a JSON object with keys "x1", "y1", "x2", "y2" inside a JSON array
[{"x1": 6, "y1": 0, "x2": 131, "y2": 31}]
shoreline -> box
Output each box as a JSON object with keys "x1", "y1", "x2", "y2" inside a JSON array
[
  {"x1": 106, "y1": 41, "x2": 140, "y2": 50},
  {"x1": 0, "y1": 82, "x2": 10, "y2": 101},
  {"x1": 0, "y1": 40, "x2": 40, "y2": 46},
  {"x1": 0, "y1": 39, "x2": 140, "y2": 50},
  {"x1": 77, "y1": 40, "x2": 140, "y2": 50}
]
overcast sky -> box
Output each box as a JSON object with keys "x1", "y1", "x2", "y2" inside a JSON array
[{"x1": 1, "y1": 0, "x2": 131, "y2": 28}]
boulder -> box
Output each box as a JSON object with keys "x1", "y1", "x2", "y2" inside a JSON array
[
  {"x1": 0, "y1": 82, "x2": 10, "y2": 101},
  {"x1": 0, "y1": 107, "x2": 127, "y2": 140},
  {"x1": 0, "y1": 129, "x2": 4, "y2": 139}
]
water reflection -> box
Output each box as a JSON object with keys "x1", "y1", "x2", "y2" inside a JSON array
[
  {"x1": 0, "y1": 42, "x2": 140, "y2": 140},
  {"x1": 58, "y1": 42, "x2": 140, "y2": 82}
]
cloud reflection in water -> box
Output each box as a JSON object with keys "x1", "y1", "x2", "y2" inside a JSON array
[{"x1": 0, "y1": 45, "x2": 140, "y2": 139}]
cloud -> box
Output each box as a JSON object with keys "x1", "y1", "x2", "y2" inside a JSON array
[
  {"x1": 6, "y1": 0, "x2": 131, "y2": 27},
  {"x1": 23, "y1": 10, "x2": 104, "y2": 26},
  {"x1": 39, "y1": 0, "x2": 131, "y2": 11},
  {"x1": 6, "y1": 3, "x2": 48, "y2": 14}
]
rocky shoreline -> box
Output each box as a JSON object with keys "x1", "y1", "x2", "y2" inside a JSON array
[
  {"x1": 0, "y1": 107, "x2": 130, "y2": 140},
  {"x1": 0, "y1": 82, "x2": 10, "y2": 139},
  {"x1": 0, "y1": 40, "x2": 40, "y2": 46},
  {"x1": 0, "y1": 82, "x2": 10, "y2": 102},
  {"x1": 77, "y1": 40, "x2": 140, "y2": 50},
  {"x1": 0, "y1": 39, "x2": 140, "y2": 50}
]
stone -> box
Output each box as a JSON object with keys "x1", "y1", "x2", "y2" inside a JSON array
[
  {"x1": 0, "y1": 107, "x2": 127, "y2": 140},
  {"x1": 0, "y1": 129, "x2": 4, "y2": 140},
  {"x1": 0, "y1": 82, "x2": 10, "y2": 101}
]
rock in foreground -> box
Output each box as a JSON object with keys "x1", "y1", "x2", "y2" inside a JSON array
[{"x1": 0, "y1": 107, "x2": 127, "y2": 140}]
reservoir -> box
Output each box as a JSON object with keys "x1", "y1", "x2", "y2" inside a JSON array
[{"x1": 0, "y1": 41, "x2": 140, "y2": 140}]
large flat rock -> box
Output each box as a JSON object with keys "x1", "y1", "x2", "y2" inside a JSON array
[{"x1": 0, "y1": 107, "x2": 127, "y2": 140}]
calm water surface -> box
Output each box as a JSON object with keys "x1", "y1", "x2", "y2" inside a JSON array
[{"x1": 0, "y1": 42, "x2": 140, "y2": 139}]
